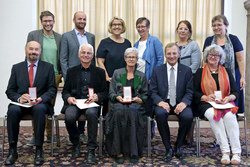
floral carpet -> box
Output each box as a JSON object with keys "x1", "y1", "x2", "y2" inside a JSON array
[{"x1": 0, "y1": 126, "x2": 249, "y2": 167}]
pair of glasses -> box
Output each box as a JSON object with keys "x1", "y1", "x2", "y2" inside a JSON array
[
  {"x1": 112, "y1": 24, "x2": 122, "y2": 27},
  {"x1": 177, "y1": 27, "x2": 189, "y2": 31},
  {"x1": 42, "y1": 20, "x2": 53, "y2": 23},
  {"x1": 208, "y1": 54, "x2": 221, "y2": 58},
  {"x1": 80, "y1": 51, "x2": 92, "y2": 55},
  {"x1": 212, "y1": 24, "x2": 223, "y2": 28},
  {"x1": 125, "y1": 56, "x2": 137, "y2": 59},
  {"x1": 136, "y1": 25, "x2": 147, "y2": 29}
]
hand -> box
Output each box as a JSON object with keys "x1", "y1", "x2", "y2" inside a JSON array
[
  {"x1": 36, "y1": 97, "x2": 42, "y2": 103},
  {"x1": 19, "y1": 94, "x2": 30, "y2": 104},
  {"x1": 67, "y1": 97, "x2": 77, "y2": 105},
  {"x1": 106, "y1": 77, "x2": 112, "y2": 82},
  {"x1": 132, "y1": 97, "x2": 143, "y2": 104},
  {"x1": 207, "y1": 94, "x2": 216, "y2": 101},
  {"x1": 240, "y1": 77, "x2": 246, "y2": 90},
  {"x1": 158, "y1": 101, "x2": 170, "y2": 113},
  {"x1": 92, "y1": 93, "x2": 98, "y2": 102},
  {"x1": 174, "y1": 102, "x2": 187, "y2": 115},
  {"x1": 222, "y1": 95, "x2": 235, "y2": 104},
  {"x1": 116, "y1": 96, "x2": 123, "y2": 103}
]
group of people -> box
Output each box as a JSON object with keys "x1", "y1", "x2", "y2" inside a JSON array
[{"x1": 4, "y1": 10, "x2": 245, "y2": 166}]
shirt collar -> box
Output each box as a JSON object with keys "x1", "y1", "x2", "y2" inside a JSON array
[
  {"x1": 166, "y1": 62, "x2": 178, "y2": 71},
  {"x1": 27, "y1": 60, "x2": 39, "y2": 67},
  {"x1": 74, "y1": 28, "x2": 86, "y2": 36}
]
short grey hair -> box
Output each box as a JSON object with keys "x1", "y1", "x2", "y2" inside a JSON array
[
  {"x1": 78, "y1": 43, "x2": 94, "y2": 54},
  {"x1": 124, "y1": 47, "x2": 138, "y2": 58},
  {"x1": 203, "y1": 44, "x2": 226, "y2": 65}
]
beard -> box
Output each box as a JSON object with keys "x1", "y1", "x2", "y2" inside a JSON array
[
  {"x1": 76, "y1": 23, "x2": 86, "y2": 30},
  {"x1": 28, "y1": 53, "x2": 39, "y2": 62}
]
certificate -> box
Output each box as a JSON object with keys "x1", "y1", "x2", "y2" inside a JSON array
[
  {"x1": 122, "y1": 86, "x2": 132, "y2": 103},
  {"x1": 88, "y1": 88, "x2": 94, "y2": 99},
  {"x1": 29, "y1": 87, "x2": 37, "y2": 100},
  {"x1": 208, "y1": 101, "x2": 235, "y2": 109},
  {"x1": 214, "y1": 91, "x2": 222, "y2": 100},
  {"x1": 76, "y1": 99, "x2": 99, "y2": 109}
]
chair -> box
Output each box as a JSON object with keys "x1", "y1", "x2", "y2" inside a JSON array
[
  {"x1": 54, "y1": 106, "x2": 104, "y2": 157},
  {"x1": 196, "y1": 113, "x2": 248, "y2": 157},
  {"x1": 2, "y1": 114, "x2": 54, "y2": 157},
  {"x1": 147, "y1": 115, "x2": 195, "y2": 157}
]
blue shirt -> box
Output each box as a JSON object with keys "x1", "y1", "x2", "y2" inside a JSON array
[{"x1": 74, "y1": 28, "x2": 88, "y2": 45}]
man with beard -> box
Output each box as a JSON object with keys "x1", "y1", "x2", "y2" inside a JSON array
[
  {"x1": 26, "y1": 10, "x2": 62, "y2": 146},
  {"x1": 60, "y1": 11, "x2": 95, "y2": 145},
  {"x1": 5, "y1": 41, "x2": 56, "y2": 165}
]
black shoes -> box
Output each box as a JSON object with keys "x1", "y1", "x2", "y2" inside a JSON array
[
  {"x1": 34, "y1": 147, "x2": 44, "y2": 165},
  {"x1": 174, "y1": 147, "x2": 183, "y2": 159},
  {"x1": 72, "y1": 144, "x2": 81, "y2": 158},
  {"x1": 4, "y1": 148, "x2": 18, "y2": 165},
  {"x1": 87, "y1": 149, "x2": 97, "y2": 164},
  {"x1": 130, "y1": 155, "x2": 139, "y2": 163},
  {"x1": 115, "y1": 156, "x2": 124, "y2": 164},
  {"x1": 163, "y1": 148, "x2": 173, "y2": 162}
]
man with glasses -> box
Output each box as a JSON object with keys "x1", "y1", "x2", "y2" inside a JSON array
[
  {"x1": 26, "y1": 10, "x2": 62, "y2": 146},
  {"x1": 62, "y1": 44, "x2": 107, "y2": 164}
]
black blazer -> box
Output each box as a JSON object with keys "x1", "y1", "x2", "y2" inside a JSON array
[
  {"x1": 61, "y1": 64, "x2": 108, "y2": 113},
  {"x1": 6, "y1": 61, "x2": 57, "y2": 115}
]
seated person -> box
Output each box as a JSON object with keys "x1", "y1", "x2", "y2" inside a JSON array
[
  {"x1": 105, "y1": 47, "x2": 148, "y2": 164},
  {"x1": 5, "y1": 41, "x2": 56, "y2": 165},
  {"x1": 61, "y1": 44, "x2": 107, "y2": 164},
  {"x1": 193, "y1": 44, "x2": 241, "y2": 165},
  {"x1": 149, "y1": 42, "x2": 193, "y2": 162}
]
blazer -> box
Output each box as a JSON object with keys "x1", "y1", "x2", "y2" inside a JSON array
[
  {"x1": 61, "y1": 64, "x2": 108, "y2": 113},
  {"x1": 6, "y1": 61, "x2": 57, "y2": 115},
  {"x1": 134, "y1": 34, "x2": 164, "y2": 82},
  {"x1": 149, "y1": 63, "x2": 193, "y2": 106},
  {"x1": 27, "y1": 29, "x2": 62, "y2": 74},
  {"x1": 60, "y1": 30, "x2": 95, "y2": 79}
]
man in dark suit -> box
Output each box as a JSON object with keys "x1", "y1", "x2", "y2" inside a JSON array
[
  {"x1": 5, "y1": 41, "x2": 56, "y2": 165},
  {"x1": 60, "y1": 12, "x2": 95, "y2": 142},
  {"x1": 26, "y1": 10, "x2": 62, "y2": 145},
  {"x1": 61, "y1": 44, "x2": 107, "y2": 164},
  {"x1": 149, "y1": 42, "x2": 193, "y2": 162}
]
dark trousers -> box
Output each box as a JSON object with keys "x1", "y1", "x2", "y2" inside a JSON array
[
  {"x1": 7, "y1": 104, "x2": 47, "y2": 147},
  {"x1": 155, "y1": 104, "x2": 193, "y2": 150},
  {"x1": 65, "y1": 105, "x2": 98, "y2": 150}
]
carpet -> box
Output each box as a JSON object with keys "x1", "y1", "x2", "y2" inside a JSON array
[{"x1": 0, "y1": 126, "x2": 249, "y2": 166}]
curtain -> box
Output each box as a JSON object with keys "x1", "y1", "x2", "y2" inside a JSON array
[{"x1": 38, "y1": 0, "x2": 221, "y2": 53}]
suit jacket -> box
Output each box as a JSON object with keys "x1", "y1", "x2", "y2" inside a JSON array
[
  {"x1": 60, "y1": 30, "x2": 95, "y2": 79},
  {"x1": 6, "y1": 61, "x2": 57, "y2": 115},
  {"x1": 27, "y1": 29, "x2": 62, "y2": 74},
  {"x1": 61, "y1": 64, "x2": 107, "y2": 114},
  {"x1": 149, "y1": 63, "x2": 193, "y2": 106}
]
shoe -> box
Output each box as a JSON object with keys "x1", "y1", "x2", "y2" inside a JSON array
[
  {"x1": 221, "y1": 153, "x2": 230, "y2": 165},
  {"x1": 174, "y1": 147, "x2": 183, "y2": 159},
  {"x1": 231, "y1": 153, "x2": 241, "y2": 165},
  {"x1": 4, "y1": 148, "x2": 18, "y2": 165},
  {"x1": 46, "y1": 136, "x2": 57, "y2": 143},
  {"x1": 87, "y1": 149, "x2": 97, "y2": 164},
  {"x1": 79, "y1": 134, "x2": 88, "y2": 145},
  {"x1": 130, "y1": 155, "x2": 139, "y2": 163},
  {"x1": 34, "y1": 147, "x2": 44, "y2": 165},
  {"x1": 115, "y1": 155, "x2": 124, "y2": 164},
  {"x1": 67, "y1": 139, "x2": 73, "y2": 146},
  {"x1": 72, "y1": 144, "x2": 81, "y2": 158},
  {"x1": 27, "y1": 137, "x2": 35, "y2": 146},
  {"x1": 163, "y1": 148, "x2": 173, "y2": 162}
]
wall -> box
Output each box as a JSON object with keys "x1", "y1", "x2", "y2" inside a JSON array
[{"x1": 0, "y1": 0, "x2": 247, "y2": 117}]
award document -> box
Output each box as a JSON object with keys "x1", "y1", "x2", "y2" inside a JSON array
[
  {"x1": 76, "y1": 99, "x2": 99, "y2": 109},
  {"x1": 122, "y1": 86, "x2": 132, "y2": 103},
  {"x1": 88, "y1": 88, "x2": 94, "y2": 99},
  {"x1": 29, "y1": 87, "x2": 37, "y2": 100},
  {"x1": 214, "y1": 91, "x2": 222, "y2": 100},
  {"x1": 208, "y1": 101, "x2": 235, "y2": 109}
]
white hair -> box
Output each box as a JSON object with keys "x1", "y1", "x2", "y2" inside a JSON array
[
  {"x1": 78, "y1": 43, "x2": 94, "y2": 54},
  {"x1": 203, "y1": 44, "x2": 226, "y2": 65},
  {"x1": 124, "y1": 47, "x2": 138, "y2": 58}
]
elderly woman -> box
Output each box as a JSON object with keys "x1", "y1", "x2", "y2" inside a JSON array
[
  {"x1": 203, "y1": 15, "x2": 245, "y2": 113},
  {"x1": 176, "y1": 20, "x2": 201, "y2": 74},
  {"x1": 105, "y1": 47, "x2": 147, "y2": 164},
  {"x1": 193, "y1": 44, "x2": 241, "y2": 165}
]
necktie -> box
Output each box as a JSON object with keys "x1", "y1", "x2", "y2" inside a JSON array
[
  {"x1": 29, "y1": 64, "x2": 35, "y2": 87},
  {"x1": 169, "y1": 67, "x2": 176, "y2": 106}
]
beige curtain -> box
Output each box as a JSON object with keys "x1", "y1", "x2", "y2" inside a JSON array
[{"x1": 38, "y1": 0, "x2": 221, "y2": 52}]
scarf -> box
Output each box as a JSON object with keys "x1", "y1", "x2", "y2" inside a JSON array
[
  {"x1": 201, "y1": 64, "x2": 238, "y2": 121},
  {"x1": 211, "y1": 34, "x2": 235, "y2": 78}
]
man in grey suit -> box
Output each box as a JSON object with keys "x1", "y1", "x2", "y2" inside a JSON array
[
  {"x1": 60, "y1": 11, "x2": 95, "y2": 144},
  {"x1": 26, "y1": 10, "x2": 62, "y2": 146}
]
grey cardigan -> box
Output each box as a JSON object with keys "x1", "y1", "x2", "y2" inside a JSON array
[{"x1": 179, "y1": 40, "x2": 201, "y2": 74}]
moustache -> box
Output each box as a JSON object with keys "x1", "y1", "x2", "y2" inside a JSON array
[{"x1": 29, "y1": 53, "x2": 38, "y2": 56}]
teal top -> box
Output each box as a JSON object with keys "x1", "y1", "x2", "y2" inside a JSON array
[{"x1": 42, "y1": 34, "x2": 58, "y2": 75}]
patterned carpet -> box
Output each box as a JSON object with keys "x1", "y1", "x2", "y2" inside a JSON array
[{"x1": 0, "y1": 126, "x2": 249, "y2": 167}]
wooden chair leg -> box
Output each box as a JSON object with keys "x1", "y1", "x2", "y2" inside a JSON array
[{"x1": 55, "y1": 118, "x2": 60, "y2": 147}]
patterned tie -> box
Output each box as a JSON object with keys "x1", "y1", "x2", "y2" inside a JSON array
[
  {"x1": 29, "y1": 64, "x2": 35, "y2": 87},
  {"x1": 169, "y1": 67, "x2": 176, "y2": 106}
]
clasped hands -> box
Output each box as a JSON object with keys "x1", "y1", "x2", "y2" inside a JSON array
[
  {"x1": 19, "y1": 93, "x2": 42, "y2": 104},
  {"x1": 67, "y1": 93, "x2": 98, "y2": 105},
  {"x1": 204, "y1": 94, "x2": 235, "y2": 104},
  {"x1": 158, "y1": 101, "x2": 187, "y2": 115}
]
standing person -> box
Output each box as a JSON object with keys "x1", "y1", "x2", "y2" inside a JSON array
[
  {"x1": 97, "y1": 16, "x2": 131, "y2": 115},
  {"x1": 193, "y1": 44, "x2": 241, "y2": 165},
  {"x1": 149, "y1": 43, "x2": 193, "y2": 162},
  {"x1": 60, "y1": 11, "x2": 95, "y2": 143},
  {"x1": 61, "y1": 44, "x2": 107, "y2": 164},
  {"x1": 5, "y1": 41, "x2": 56, "y2": 165},
  {"x1": 105, "y1": 48, "x2": 148, "y2": 164},
  {"x1": 26, "y1": 10, "x2": 62, "y2": 146},
  {"x1": 203, "y1": 15, "x2": 245, "y2": 113},
  {"x1": 176, "y1": 20, "x2": 201, "y2": 74}
]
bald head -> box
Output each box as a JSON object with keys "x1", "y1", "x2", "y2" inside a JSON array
[
  {"x1": 25, "y1": 41, "x2": 41, "y2": 63},
  {"x1": 73, "y1": 11, "x2": 87, "y2": 31}
]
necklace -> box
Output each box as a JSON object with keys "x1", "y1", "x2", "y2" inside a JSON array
[{"x1": 210, "y1": 68, "x2": 218, "y2": 74}]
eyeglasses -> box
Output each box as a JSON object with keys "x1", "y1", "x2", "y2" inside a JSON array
[
  {"x1": 136, "y1": 25, "x2": 147, "y2": 29},
  {"x1": 212, "y1": 24, "x2": 223, "y2": 28},
  {"x1": 112, "y1": 23, "x2": 122, "y2": 27},
  {"x1": 177, "y1": 27, "x2": 189, "y2": 31},
  {"x1": 208, "y1": 54, "x2": 221, "y2": 58},
  {"x1": 125, "y1": 56, "x2": 137, "y2": 59},
  {"x1": 42, "y1": 20, "x2": 54, "y2": 23},
  {"x1": 80, "y1": 51, "x2": 92, "y2": 55}
]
